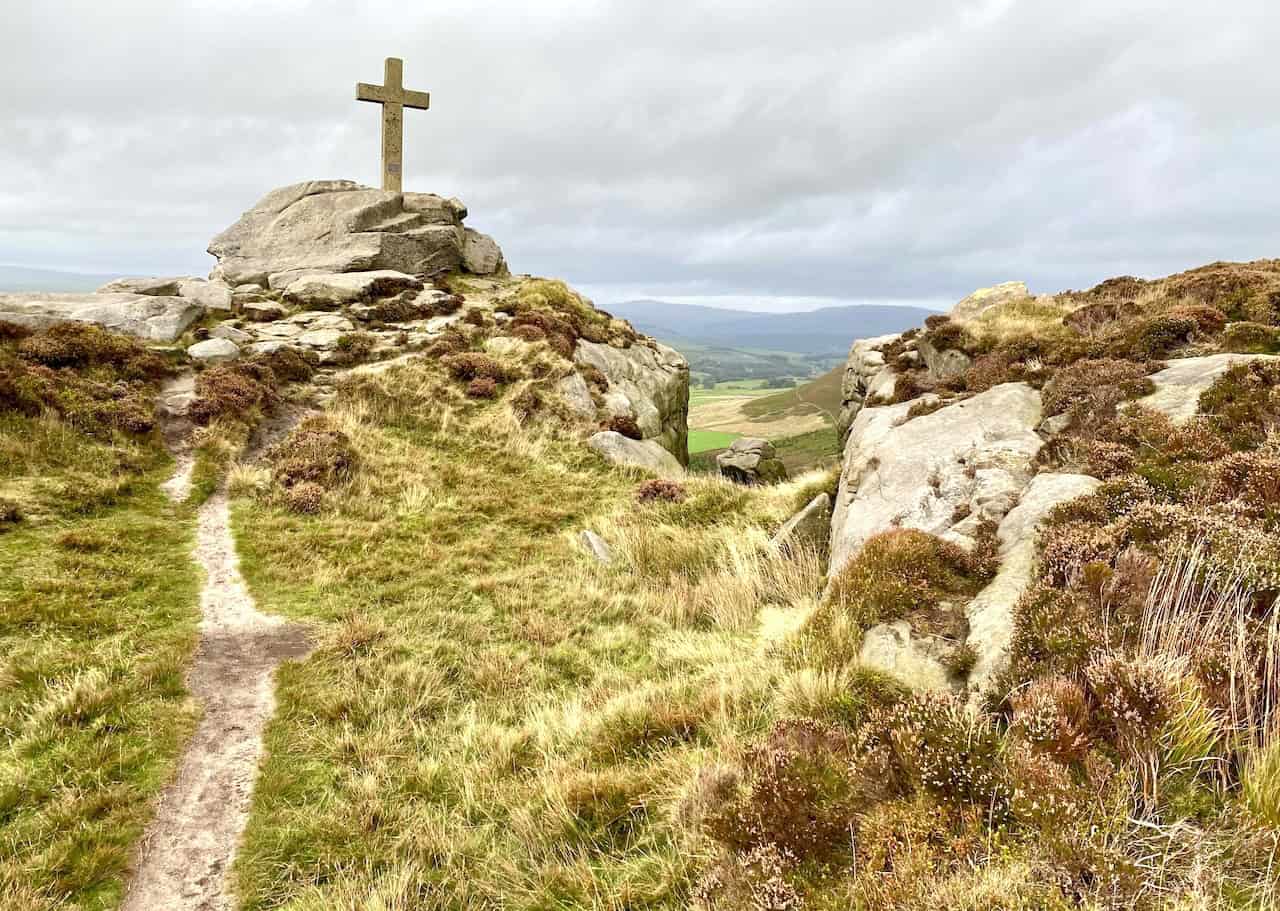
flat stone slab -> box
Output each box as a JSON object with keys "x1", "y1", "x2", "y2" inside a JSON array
[
  {"x1": 1139, "y1": 353, "x2": 1280, "y2": 422},
  {"x1": 587, "y1": 431, "x2": 685, "y2": 479},
  {"x1": 0, "y1": 292, "x2": 203, "y2": 342},
  {"x1": 282, "y1": 270, "x2": 423, "y2": 307}
]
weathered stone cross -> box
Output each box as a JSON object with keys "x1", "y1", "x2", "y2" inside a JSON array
[{"x1": 356, "y1": 57, "x2": 430, "y2": 192}]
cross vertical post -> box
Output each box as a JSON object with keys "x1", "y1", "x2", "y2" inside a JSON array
[{"x1": 356, "y1": 57, "x2": 431, "y2": 192}]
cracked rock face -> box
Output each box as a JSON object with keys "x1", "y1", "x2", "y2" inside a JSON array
[
  {"x1": 207, "y1": 180, "x2": 506, "y2": 288},
  {"x1": 836, "y1": 333, "x2": 899, "y2": 441},
  {"x1": 828, "y1": 382, "x2": 1044, "y2": 580},
  {"x1": 0, "y1": 292, "x2": 204, "y2": 342},
  {"x1": 574, "y1": 339, "x2": 690, "y2": 465}
]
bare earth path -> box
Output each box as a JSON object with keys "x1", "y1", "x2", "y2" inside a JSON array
[{"x1": 124, "y1": 378, "x2": 312, "y2": 911}]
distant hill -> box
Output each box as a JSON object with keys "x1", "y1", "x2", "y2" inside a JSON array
[
  {"x1": 741, "y1": 365, "x2": 845, "y2": 422},
  {"x1": 0, "y1": 265, "x2": 120, "y2": 293},
  {"x1": 606, "y1": 299, "x2": 935, "y2": 356}
]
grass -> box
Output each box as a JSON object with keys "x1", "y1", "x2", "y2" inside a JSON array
[
  {"x1": 739, "y1": 366, "x2": 843, "y2": 422},
  {"x1": 688, "y1": 429, "x2": 741, "y2": 454},
  {"x1": 0, "y1": 410, "x2": 199, "y2": 910},
  {"x1": 225, "y1": 360, "x2": 831, "y2": 909}
]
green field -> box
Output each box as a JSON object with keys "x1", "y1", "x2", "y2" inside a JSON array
[{"x1": 688, "y1": 428, "x2": 741, "y2": 453}]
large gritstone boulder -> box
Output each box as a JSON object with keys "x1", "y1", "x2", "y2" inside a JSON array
[
  {"x1": 574, "y1": 339, "x2": 690, "y2": 465},
  {"x1": 0, "y1": 292, "x2": 203, "y2": 342},
  {"x1": 716, "y1": 438, "x2": 788, "y2": 485},
  {"x1": 207, "y1": 180, "x2": 507, "y2": 289}
]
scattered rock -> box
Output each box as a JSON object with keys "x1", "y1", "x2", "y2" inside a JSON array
[
  {"x1": 578, "y1": 530, "x2": 613, "y2": 565},
  {"x1": 187, "y1": 337, "x2": 241, "y2": 364},
  {"x1": 858, "y1": 620, "x2": 958, "y2": 692},
  {"x1": 587, "y1": 431, "x2": 685, "y2": 479},
  {"x1": 98, "y1": 276, "x2": 189, "y2": 296},
  {"x1": 965, "y1": 472, "x2": 1101, "y2": 693},
  {"x1": 208, "y1": 180, "x2": 475, "y2": 287},
  {"x1": 0, "y1": 292, "x2": 203, "y2": 342},
  {"x1": 241, "y1": 300, "x2": 287, "y2": 322},
  {"x1": 948, "y1": 281, "x2": 1032, "y2": 322},
  {"x1": 282, "y1": 270, "x2": 423, "y2": 309},
  {"x1": 462, "y1": 228, "x2": 507, "y2": 275},
  {"x1": 717, "y1": 438, "x2": 788, "y2": 485},
  {"x1": 829, "y1": 383, "x2": 1043, "y2": 579},
  {"x1": 210, "y1": 324, "x2": 253, "y2": 345},
  {"x1": 575, "y1": 340, "x2": 690, "y2": 464},
  {"x1": 1138, "y1": 353, "x2": 1280, "y2": 423},
  {"x1": 769, "y1": 493, "x2": 831, "y2": 554},
  {"x1": 178, "y1": 278, "x2": 234, "y2": 311}
]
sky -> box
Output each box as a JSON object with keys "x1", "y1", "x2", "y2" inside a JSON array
[{"x1": 2, "y1": 0, "x2": 1279, "y2": 313}]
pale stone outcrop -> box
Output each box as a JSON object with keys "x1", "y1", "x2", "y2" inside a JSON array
[
  {"x1": 836, "y1": 333, "x2": 899, "y2": 440},
  {"x1": 556, "y1": 371, "x2": 598, "y2": 421},
  {"x1": 575, "y1": 340, "x2": 690, "y2": 464},
  {"x1": 0, "y1": 292, "x2": 203, "y2": 342},
  {"x1": 828, "y1": 383, "x2": 1044, "y2": 580},
  {"x1": 187, "y1": 338, "x2": 240, "y2": 364},
  {"x1": 717, "y1": 438, "x2": 788, "y2": 485},
  {"x1": 282, "y1": 270, "x2": 423, "y2": 308},
  {"x1": 98, "y1": 276, "x2": 188, "y2": 296},
  {"x1": 769, "y1": 493, "x2": 832, "y2": 555},
  {"x1": 1138, "y1": 353, "x2": 1280, "y2": 423},
  {"x1": 587, "y1": 431, "x2": 685, "y2": 479},
  {"x1": 858, "y1": 621, "x2": 958, "y2": 692},
  {"x1": 965, "y1": 472, "x2": 1101, "y2": 693},
  {"x1": 462, "y1": 229, "x2": 506, "y2": 275},
  {"x1": 207, "y1": 180, "x2": 505, "y2": 288},
  {"x1": 178, "y1": 279, "x2": 233, "y2": 311},
  {"x1": 917, "y1": 335, "x2": 972, "y2": 383},
  {"x1": 210, "y1": 324, "x2": 253, "y2": 344},
  {"x1": 948, "y1": 281, "x2": 1032, "y2": 323}
]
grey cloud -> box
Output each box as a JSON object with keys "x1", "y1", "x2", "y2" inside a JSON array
[{"x1": 2, "y1": 0, "x2": 1278, "y2": 310}]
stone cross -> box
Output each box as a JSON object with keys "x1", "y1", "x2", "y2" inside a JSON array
[{"x1": 356, "y1": 57, "x2": 430, "y2": 192}]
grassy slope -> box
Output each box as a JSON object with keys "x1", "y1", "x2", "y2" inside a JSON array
[
  {"x1": 227, "y1": 363, "x2": 833, "y2": 909},
  {"x1": 0, "y1": 413, "x2": 199, "y2": 910},
  {"x1": 739, "y1": 365, "x2": 843, "y2": 422}
]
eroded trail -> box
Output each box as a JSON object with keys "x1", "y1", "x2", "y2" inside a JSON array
[{"x1": 124, "y1": 380, "x2": 311, "y2": 911}]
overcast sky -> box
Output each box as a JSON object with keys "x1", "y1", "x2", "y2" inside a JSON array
[{"x1": 3, "y1": 0, "x2": 1279, "y2": 312}]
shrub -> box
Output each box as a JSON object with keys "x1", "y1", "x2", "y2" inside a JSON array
[
  {"x1": 510, "y1": 323, "x2": 546, "y2": 343},
  {"x1": 941, "y1": 643, "x2": 977, "y2": 679},
  {"x1": 706, "y1": 719, "x2": 866, "y2": 859},
  {"x1": 1116, "y1": 314, "x2": 1196, "y2": 358},
  {"x1": 579, "y1": 364, "x2": 609, "y2": 391},
  {"x1": 16, "y1": 321, "x2": 170, "y2": 378},
  {"x1": 0, "y1": 497, "x2": 21, "y2": 526},
  {"x1": 1198, "y1": 359, "x2": 1280, "y2": 449},
  {"x1": 825, "y1": 529, "x2": 991, "y2": 630},
  {"x1": 466, "y1": 376, "x2": 497, "y2": 399},
  {"x1": 1078, "y1": 439, "x2": 1136, "y2": 478},
  {"x1": 1040, "y1": 521, "x2": 1124, "y2": 585},
  {"x1": 1221, "y1": 321, "x2": 1280, "y2": 354},
  {"x1": 441, "y1": 352, "x2": 515, "y2": 383},
  {"x1": 636, "y1": 478, "x2": 686, "y2": 503},
  {"x1": 1009, "y1": 676, "x2": 1092, "y2": 764},
  {"x1": 604, "y1": 414, "x2": 643, "y2": 440},
  {"x1": 269, "y1": 417, "x2": 357, "y2": 489},
  {"x1": 1006, "y1": 586, "x2": 1102, "y2": 680},
  {"x1": 334, "y1": 332, "x2": 375, "y2": 362},
  {"x1": 0, "y1": 320, "x2": 33, "y2": 341},
  {"x1": 188, "y1": 361, "x2": 278, "y2": 425},
  {"x1": 256, "y1": 346, "x2": 316, "y2": 382},
  {"x1": 1209, "y1": 449, "x2": 1280, "y2": 517},
  {"x1": 860, "y1": 694, "x2": 1011, "y2": 812},
  {"x1": 284, "y1": 481, "x2": 325, "y2": 514},
  {"x1": 1166, "y1": 304, "x2": 1228, "y2": 335},
  {"x1": 1084, "y1": 654, "x2": 1172, "y2": 753},
  {"x1": 1041, "y1": 358, "x2": 1154, "y2": 418},
  {"x1": 905, "y1": 397, "x2": 945, "y2": 421}
]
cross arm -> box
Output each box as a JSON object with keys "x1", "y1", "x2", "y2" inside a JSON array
[
  {"x1": 356, "y1": 82, "x2": 394, "y2": 104},
  {"x1": 400, "y1": 89, "x2": 430, "y2": 111}
]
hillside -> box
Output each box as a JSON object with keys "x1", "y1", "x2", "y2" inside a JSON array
[
  {"x1": 4, "y1": 216, "x2": 1280, "y2": 910},
  {"x1": 609, "y1": 299, "x2": 934, "y2": 355}
]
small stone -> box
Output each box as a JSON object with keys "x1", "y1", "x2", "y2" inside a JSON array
[
  {"x1": 187, "y1": 337, "x2": 241, "y2": 364},
  {"x1": 210, "y1": 324, "x2": 253, "y2": 344},
  {"x1": 587, "y1": 431, "x2": 685, "y2": 479},
  {"x1": 97, "y1": 276, "x2": 188, "y2": 296},
  {"x1": 717, "y1": 438, "x2": 788, "y2": 485},
  {"x1": 578, "y1": 530, "x2": 613, "y2": 565},
  {"x1": 242, "y1": 300, "x2": 286, "y2": 322}
]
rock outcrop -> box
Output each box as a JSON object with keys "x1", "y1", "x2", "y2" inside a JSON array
[
  {"x1": 716, "y1": 438, "x2": 787, "y2": 485},
  {"x1": 828, "y1": 382, "x2": 1044, "y2": 579},
  {"x1": 964, "y1": 472, "x2": 1100, "y2": 693},
  {"x1": 587, "y1": 431, "x2": 685, "y2": 479},
  {"x1": 948, "y1": 281, "x2": 1032, "y2": 322},
  {"x1": 0, "y1": 292, "x2": 203, "y2": 342},
  {"x1": 574, "y1": 340, "x2": 689, "y2": 464},
  {"x1": 836, "y1": 333, "x2": 900, "y2": 440},
  {"x1": 1139, "y1": 352, "x2": 1280, "y2": 422},
  {"x1": 207, "y1": 180, "x2": 505, "y2": 288},
  {"x1": 858, "y1": 621, "x2": 958, "y2": 693}
]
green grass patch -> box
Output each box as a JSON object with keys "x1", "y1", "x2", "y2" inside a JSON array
[{"x1": 688, "y1": 429, "x2": 741, "y2": 453}]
